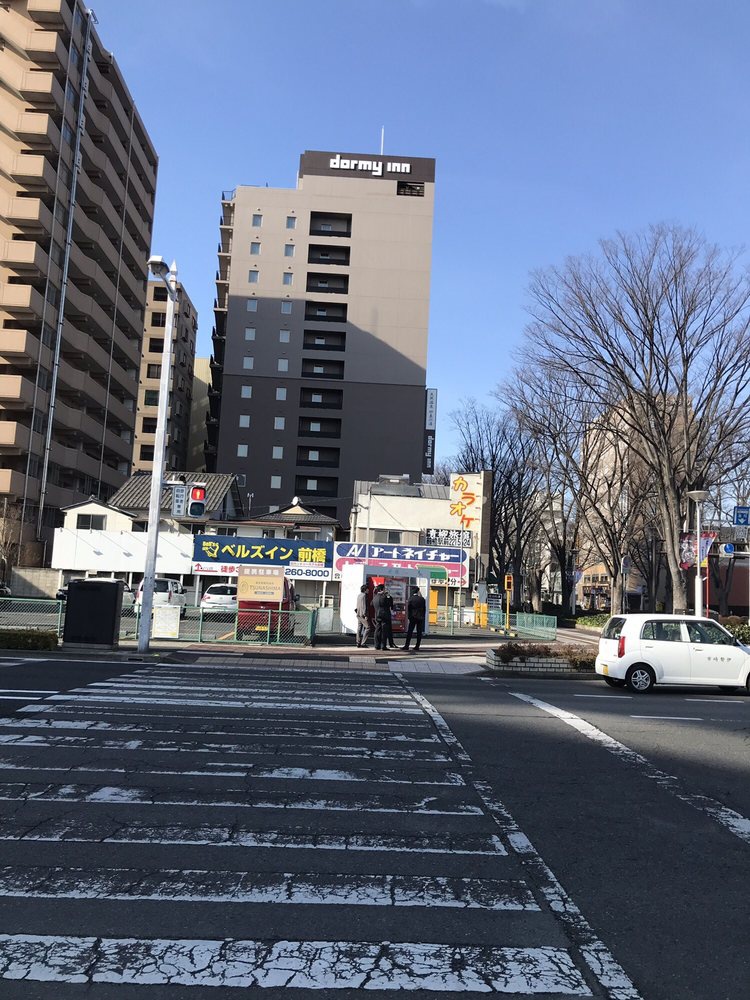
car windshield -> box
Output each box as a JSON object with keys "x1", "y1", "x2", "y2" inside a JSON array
[{"x1": 153, "y1": 580, "x2": 169, "y2": 592}]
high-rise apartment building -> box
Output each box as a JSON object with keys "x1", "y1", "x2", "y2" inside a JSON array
[
  {"x1": 187, "y1": 356, "x2": 210, "y2": 473},
  {"x1": 206, "y1": 150, "x2": 435, "y2": 523},
  {"x1": 0, "y1": 0, "x2": 157, "y2": 554},
  {"x1": 132, "y1": 280, "x2": 197, "y2": 474}
]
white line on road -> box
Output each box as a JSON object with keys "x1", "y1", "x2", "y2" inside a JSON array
[
  {"x1": 0, "y1": 689, "x2": 56, "y2": 695},
  {"x1": 511, "y1": 692, "x2": 750, "y2": 845},
  {"x1": 0, "y1": 935, "x2": 591, "y2": 992},
  {"x1": 45, "y1": 693, "x2": 424, "y2": 714},
  {"x1": 0, "y1": 695, "x2": 40, "y2": 701},
  {"x1": 573, "y1": 694, "x2": 632, "y2": 699},
  {"x1": 0, "y1": 866, "x2": 538, "y2": 910},
  {"x1": 685, "y1": 698, "x2": 745, "y2": 704},
  {"x1": 630, "y1": 716, "x2": 702, "y2": 721}
]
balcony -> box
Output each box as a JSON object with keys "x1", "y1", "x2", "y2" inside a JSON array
[
  {"x1": 0, "y1": 375, "x2": 39, "y2": 408},
  {"x1": 0, "y1": 330, "x2": 50, "y2": 368},
  {"x1": 26, "y1": 30, "x2": 68, "y2": 65},
  {"x1": 0, "y1": 240, "x2": 49, "y2": 275},
  {"x1": 27, "y1": 1, "x2": 73, "y2": 31},
  {"x1": 0, "y1": 468, "x2": 32, "y2": 501},
  {"x1": 15, "y1": 112, "x2": 61, "y2": 151},
  {"x1": 1, "y1": 195, "x2": 53, "y2": 234},
  {"x1": 0, "y1": 422, "x2": 31, "y2": 453},
  {"x1": 0, "y1": 283, "x2": 46, "y2": 318},
  {"x1": 7, "y1": 152, "x2": 57, "y2": 190}
]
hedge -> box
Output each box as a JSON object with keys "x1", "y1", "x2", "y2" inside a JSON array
[
  {"x1": 494, "y1": 641, "x2": 596, "y2": 670},
  {"x1": 0, "y1": 630, "x2": 59, "y2": 651}
]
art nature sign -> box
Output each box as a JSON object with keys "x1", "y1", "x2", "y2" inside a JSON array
[
  {"x1": 192, "y1": 536, "x2": 333, "y2": 580},
  {"x1": 332, "y1": 542, "x2": 468, "y2": 585}
]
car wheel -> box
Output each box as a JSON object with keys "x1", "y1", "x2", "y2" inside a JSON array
[
  {"x1": 603, "y1": 677, "x2": 625, "y2": 688},
  {"x1": 626, "y1": 663, "x2": 655, "y2": 693},
  {"x1": 719, "y1": 686, "x2": 739, "y2": 693}
]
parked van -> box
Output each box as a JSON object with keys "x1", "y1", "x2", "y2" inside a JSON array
[
  {"x1": 595, "y1": 613, "x2": 750, "y2": 693},
  {"x1": 135, "y1": 578, "x2": 187, "y2": 617}
]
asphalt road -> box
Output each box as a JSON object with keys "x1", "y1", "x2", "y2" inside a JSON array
[{"x1": 0, "y1": 656, "x2": 745, "y2": 998}]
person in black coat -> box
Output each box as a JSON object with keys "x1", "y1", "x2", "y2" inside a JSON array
[
  {"x1": 401, "y1": 587, "x2": 426, "y2": 652},
  {"x1": 372, "y1": 584, "x2": 392, "y2": 650}
]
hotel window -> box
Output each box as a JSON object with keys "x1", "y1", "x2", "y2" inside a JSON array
[
  {"x1": 243, "y1": 356, "x2": 254, "y2": 370},
  {"x1": 309, "y1": 450, "x2": 320, "y2": 461},
  {"x1": 241, "y1": 385, "x2": 253, "y2": 398},
  {"x1": 274, "y1": 416, "x2": 285, "y2": 430},
  {"x1": 271, "y1": 475, "x2": 282, "y2": 489},
  {"x1": 276, "y1": 387, "x2": 287, "y2": 401},
  {"x1": 279, "y1": 330, "x2": 290, "y2": 343},
  {"x1": 281, "y1": 302, "x2": 292, "y2": 314},
  {"x1": 250, "y1": 242, "x2": 261, "y2": 255},
  {"x1": 239, "y1": 415, "x2": 250, "y2": 428},
  {"x1": 284, "y1": 244, "x2": 295, "y2": 257},
  {"x1": 252, "y1": 214, "x2": 262, "y2": 227},
  {"x1": 246, "y1": 299, "x2": 257, "y2": 312},
  {"x1": 283, "y1": 273, "x2": 293, "y2": 286},
  {"x1": 144, "y1": 390, "x2": 159, "y2": 406},
  {"x1": 286, "y1": 216, "x2": 296, "y2": 229},
  {"x1": 311, "y1": 393, "x2": 322, "y2": 403},
  {"x1": 278, "y1": 359, "x2": 289, "y2": 372},
  {"x1": 272, "y1": 446, "x2": 283, "y2": 460},
  {"x1": 148, "y1": 338, "x2": 164, "y2": 354},
  {"x1": 151, "y1": 312, "x2": 167, "y2": 328},
  {"x1": 237, "y1": 444, "x2": 248, "y2": 458},
  {"x1": 248, "y1": 270, "x2": 259, "y2": 283},
  {"x1": 307, "y1": 479, "x2": 318, "y2": 490},
  {"x1": 310, "y1": 421, "x2": 321, "y2": 432},
  {"x1": 245, "y1": 327, "x2": 255, "y2": 341}
]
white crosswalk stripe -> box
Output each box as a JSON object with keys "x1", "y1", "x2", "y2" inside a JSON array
[{"x1": 0, "y1": 663, "x2": 641, "y2": 998}]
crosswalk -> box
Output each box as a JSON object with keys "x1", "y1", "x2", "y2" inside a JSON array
[{"x1": 0, "y1": 663, "x2": 641, "y2": 997}]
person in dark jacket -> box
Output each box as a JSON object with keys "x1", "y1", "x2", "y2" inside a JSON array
[
  {"x1": 355, "y1": 584, "x2": 372, "y2": 647},
  {"x1": 372, "y1": 584, "x2": 392, "y2": 650},
  {"x1": 382, "y1": 587, "x2": 398, "y2": 648},
  {"x1": 401, "y1": 586, "x2": 426, "y2": 652}
]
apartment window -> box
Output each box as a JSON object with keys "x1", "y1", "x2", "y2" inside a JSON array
[
  {"x1": 153, "y1": 286, "x2": 168, "y2": 301},
  {"x1": 146, "y1": 364, "x2": 161, "y2": 379},
  {"x1": 281, "y1": 302, "x2": 292, "y2": 314},
  {"x1": 271, "y1": 476, "x2": 282, "y2": 489},
  {"x1": 237, "y1": 444, "x2": 248, "y2": 458},
  {"x1": 308, "y1": 450, "x2": 320, "y2": 461},
  {"x1": 246, "y1": 299, "x2": 258, "y2": 312},
  {"x1": 140, "y1": 445, "x2": 154, "y2": 461},
  {"x1": 274, "y1": 416, "x2": 285, "y2": 430},
  {"x1": 279, "y1": 330, "x2": 290, "y2": 343},
  {"x1": 76, "y1": 514, "x2": 105, "y2": 530},
  {"x1": 306, "y1": 479, "x2": 318, "y2": 490},
  {"x1": 313, "y1": 365, "x2": 324, "y2": 374},
  {"x1": 239, "y1": 415, "x2": 250, "y2": 428},
  {"x1": 286, "y1": 216, "x2": 296, "y2": 229},
  {"x1": 276, "y1": 388, "x2": 287, "y2": 401},
  {"x1": 252, "y1": 214, "x2": 263, "y2": 227},
  {"x1": 141, "y1": 417, "x2": 158, "y2": 434},
  {"x1": 311, "y1": 393, "x2": 322, "y2": 403},
  {"x1": 151, "y1": 312, "x2": 167, "y2": 328},
  {"x1": 70, "y1": 43, "x2": 82, "y2": 69},
  {"x1": 248, "y1": 270, "x2": 259, "y2": 284},
  {"x1": 148, "y1": 338, "x2": 164, "y2": 354},
  {"x1": 278, "y1": 359, "x2": 289, "y2": 372},
  {"x1": 62, "y1": 120, "x2": 75, "y2": 146},
  {"x1": 283, "y1": 273, "x2": 293, "y2": 286},
  {"x1": 310, "y1": 421, "x2": 321, "y2": 432},
  {"x1": 250, "y1": 242, "x2": 261, "y2": 255},
  {"x1": 241, "y1": 385, "x2": 253, "y2": 399},
  {"x1": 65, "y1": 81, "x2": 79, "y2": 107},
  {"x1": 272, "y1": 446, "x2": 283, "y2": 460},
  {"x1": 144, "y1": 390, "x2": 159, "y2": 406},
  {"x1": 284, "y1": 244, "x2": 295, "y2": 257},
  {"x1": 245, "y1": 328, "x2": 255, "y2": 341},
  {"x1": 243, "y1": 356, "x2": 254, "y2": 370}
]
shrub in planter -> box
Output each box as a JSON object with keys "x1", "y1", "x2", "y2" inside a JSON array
[
  {"x1": 556, "y1": 645, "x2": 597, "y2": 670},
  {"x1": 723, "y1": 621, "x2": 750, "y2": 645},
  {"x1": 495, "y1": 642, "x2": 554, "y2": 664},
  {"x1": 576, "y1": 614, "x2": 610, "y2": 629},
  {"x1": 0, "y1": 629, "x2": 58, "y2": 651}
]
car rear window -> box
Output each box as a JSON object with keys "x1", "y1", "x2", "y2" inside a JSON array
[
  {"x1": 601, "y1": 617, "x2": 626, "y2": 640},
  {"x1": 154, "y1": 580, "x2": 169, "y2": 592},
  {"x1": 208, "y1": 586, "x2": 235, "y2": 596}
]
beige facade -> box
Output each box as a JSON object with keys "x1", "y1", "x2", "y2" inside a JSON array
[
  {"x1": 207, "y1": 150, "x2": 435, "y2": 523},
  {"x1": 0, "y1": 0, "x2": 157, "y2": 553},
  {"x1": 187, "y1": 356, "x2": 210, "y2": 472},
  {"x1": 132, "y1": 280, "x2": 197, "y2": 474}
]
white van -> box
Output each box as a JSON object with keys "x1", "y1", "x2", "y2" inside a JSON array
[
  {"x1": 135, "y1": 578, "x2": 187, "y2": 617},
  {"x1": 595, "y1": 613, "x2": 750, "y2": 693}
]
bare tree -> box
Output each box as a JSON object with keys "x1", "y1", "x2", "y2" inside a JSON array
[
  {"x1": 522, "y1": 224, "x2": 750, "y2": 612},
  {"x1": 0, "y1": 503, "x2": 22, "y2": 584}
]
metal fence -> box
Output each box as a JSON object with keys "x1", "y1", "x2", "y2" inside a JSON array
[{"x1": 0, "y1": 599, "x2": 316, "y2": 647}]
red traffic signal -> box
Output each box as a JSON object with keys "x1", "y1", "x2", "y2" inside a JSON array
[{"x1": 188, "y1": 484, "x2": 206, "y2": 518}]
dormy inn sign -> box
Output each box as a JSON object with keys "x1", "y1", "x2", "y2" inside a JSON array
[{"x1": 328, "y1": 153, "x2": 412, "y2": 176}]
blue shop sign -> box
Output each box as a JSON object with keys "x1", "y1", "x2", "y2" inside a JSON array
[{"x1": 193, "y1": 535, "x2": 332, "y2": 567}]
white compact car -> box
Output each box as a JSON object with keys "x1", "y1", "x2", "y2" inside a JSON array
[
  {"x1": 595, "y1": 613, "x2": 750, "y2": 693},
  {"x1": 200, "y1": 583, "x2": 238, "y2": 613},
  {"x1": 135, "y1": 578, "x2": 187, "y2": 617}
]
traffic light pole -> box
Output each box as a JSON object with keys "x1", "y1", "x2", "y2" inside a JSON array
[{"x1": 137, "y1": 259, "x2": 178, "y2": 654}]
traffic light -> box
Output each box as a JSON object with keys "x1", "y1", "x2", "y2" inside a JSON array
[
  {"x1": 187, "y1": 484, "x2": 206, "y2": 518},
  {"x1": 504, "y1": 574, "x2": 513, "y2": 592}
]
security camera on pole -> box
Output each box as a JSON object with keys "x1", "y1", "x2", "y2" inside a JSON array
[{"x1": 137, "y1": 257, "x2": 178, "y2": 654}]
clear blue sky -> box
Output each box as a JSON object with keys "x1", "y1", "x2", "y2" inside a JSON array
[{"x1": 91, "y1": 0, "x2": 750, "y2": 459}]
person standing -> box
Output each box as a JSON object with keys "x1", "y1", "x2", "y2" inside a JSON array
[
  {"x1": 372, "y1": 583, "x2": 391, "y2": 650},
  {"x1": 402, "y1": 586, "x2": 426, "y2": 652},
  {"x1": 355, "y1": 584, "x2": 372, "y2": 648},
  {"x1": 383, "y1": 586, "x2": 398, "y2": 648}
]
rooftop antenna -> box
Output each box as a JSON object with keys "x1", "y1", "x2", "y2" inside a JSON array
[{"x1": 380, "y1": 126, "x2": 384, "y2": 156}]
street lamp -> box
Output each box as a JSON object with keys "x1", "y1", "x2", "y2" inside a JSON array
[
  {"x1": 137, "y1": 257, "x2": 178, "y2": 654},
  {"x1": 686, "y1": 489, "x2": 709, "y2": 618}
]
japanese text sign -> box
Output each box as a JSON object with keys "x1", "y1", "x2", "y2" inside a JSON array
[{"x1": 192, "y1": 535, "x2": 332, "y2": 579}]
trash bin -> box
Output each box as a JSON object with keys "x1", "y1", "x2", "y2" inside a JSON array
[{"x1": 63, "y1": 578, "x2": 124, "y2": 650}]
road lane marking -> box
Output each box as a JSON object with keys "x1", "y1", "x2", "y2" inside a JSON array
[
  {"x1": 0, "y1": 688, "x2": 56, "y2": 694},
  {"x1": 45, "y1": 693, "x2": 423, "y2": 714},
  {"x1": 0, "y1": 935, "x2": 591, "y2": 992},
  {"x1": 0, "y1": 866, "x2": 537, "y2": 910},
  {"x1": 0, "y1": 819, "x2": 507, "y2": 855},
  {"x1": 630, "y1": 715, "x2": 702, "y2": 721},
  {"x1": 396, "y1": 673, "x2": 643, "y2": 1000},
  {"x1": 0, "y1": 695, "x2": 41, "y2": 701},
  {"x1": 686, "y1": 698, "x2": 745, "y2": 704},
  {"x1": 510, "y1": 692, "x2": 750, "y2": 846},
  {"x1": 573, "y1": 694, "x2": 632, "y2": 699}
]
